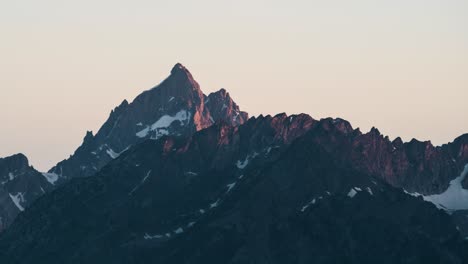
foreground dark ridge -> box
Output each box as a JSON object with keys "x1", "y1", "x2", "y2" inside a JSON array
[
  {"x1": 0, "y1": 63, "x2": 467, "y2": 263},
  {"x1": 0, "y1": 115, "x2": 467, "y2": 263}
]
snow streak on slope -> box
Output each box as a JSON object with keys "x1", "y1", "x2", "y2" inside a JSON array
[
  {"x1": 407, "y1": 164, "x2": 468, "y2": 211},
  {"x1": 9, "y1": 193, "x2": 25, "y2": 211},
  {"x1": 136, "y1": 110, "x2": 191, "y2": 139},
  {"x1": 129, "y1": 171, "x2": 152, "y2": 195},
  {"x1": 42, "y1": 172, "x2": 59, "y2": 185}
]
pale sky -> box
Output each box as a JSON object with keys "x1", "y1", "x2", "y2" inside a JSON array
[{"x1": 0, "y1": 0, "x2": 467, "y2": 171}]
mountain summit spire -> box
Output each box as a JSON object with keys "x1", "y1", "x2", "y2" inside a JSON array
[
  {"x1": 46, "y1": 62, "x2": 248, "y2": 183},
  {"x1": 170, "y1": 63, "x2": 192, "y2": 76}
]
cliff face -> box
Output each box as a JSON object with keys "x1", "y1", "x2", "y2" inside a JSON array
[
  {"x1": 302, "y1": 118, "x2": 467, "y2": 195},
  {"x1": 0, "y1": 154, "x2": 53, "y2": 231}
]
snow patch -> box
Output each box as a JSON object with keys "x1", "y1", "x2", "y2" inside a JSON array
[
  {"x1": 232, "y1": 112, "x2": 240, "y2": 122},
  {"x1": 106, "y1": 148, "x2": 120, "y2": 159},
  {"x1": 42, "y1": 172, "x2": 59, "y2": 185},
  {"x1": 141, "y1": 171, "x2": 152, "y2": 183},
  {"x1": 144, "y1": 233, "x2": 163, "y2": 240},
  {"x1": 129, "y1": 171, "x2": 152, "y2": 195},
  {"x1": 406, "y1": 164, "x2": 468, "y2": 211},
  {"x1": 174, "y1": 228, "x2": 184, "y2": 234},
  {"x1": 2, "y1": 172, "x2": 17, "y2": 185},
  {"x1": 104, "y1": 145, "x2": 129, "y2": 159},
  {"x1": 210, "y1": 199, "x2": 220, "y2": 208},
  {"x1": 347, "y1": 188, "x2": 358, "y2": 198},
  {"x1": 236, "y1": 159, "x2": 249, "y2": 170},
  {"x1": 136, "y1": 110, "x2": 191, "y2": 139},
  {"x1": 236, "y1": 152, "x2": 259, "y2": 170},
  {"x1": 226, "y1": 182, "x2": 236, "y2": 193},
  {"x1": 301, "y1": 198, "x2": 316, "y2": 212},
  {"x1": 9, "y1": 192, "x2": 25, "y2": 211}
]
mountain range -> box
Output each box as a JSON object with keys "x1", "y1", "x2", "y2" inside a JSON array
[{"x1": 0, "y1": 63, "x2": 467, "y2": 263}]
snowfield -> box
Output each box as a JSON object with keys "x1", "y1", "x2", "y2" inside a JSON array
[
  {"x1": 406, "y1": 164, "x2": 468, "y2": 211},
  {"x1": 136, "y1": 110, "x2": 191, "y2": 139}
]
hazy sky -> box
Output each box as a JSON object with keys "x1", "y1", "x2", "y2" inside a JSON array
[{"x1": 0, "y1": 0, "x2": 467, "y2": 171}]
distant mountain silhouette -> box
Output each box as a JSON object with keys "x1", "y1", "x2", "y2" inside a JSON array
[{"x1": 1, "y1": 63, "x2": 468, "y2": 263}]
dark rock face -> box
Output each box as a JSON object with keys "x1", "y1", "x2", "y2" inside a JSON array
[
  {"x1": 447, "y1": 134, "x2": 468, "y2": 188},
  {"x1": 304, "y1": 119, "x2": 465, "y2": 195},
  {"x1": 205, "y1": 88, "x2": 248, "y2": 127},
  {"x1": 48, "y1": 63, "x2": 248, "y2": 183},
  {"x1": 0, "y1": 154, "x2": 53, "y2": 231},
  {"x1": 0, "y1": 120, "x2": 466, "y2": 264}
]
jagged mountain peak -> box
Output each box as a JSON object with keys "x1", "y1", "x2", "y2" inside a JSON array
[
  {"x1": 47, "y1": 63, "x2": 247, "y2": 182},
  {"x1": 164, "y1": 62, "x2": 202, "y2": 98},
  {"x1": 317, "y1": 117, "x2": 355, "y2": 135},
  {"x1": 206, "y1": 88, "x2": 248, "y2": 126},
  {"x1": 369, "y1": 126, "x2": 382, "y2": 136},
  {"x1": 210, "y1": 88, "x2": 228, "y2": 97},
  {"x1": 170, "y1": 62, "x2": 189, "y2": 75},
  {"x1": 0, "y1": 153, "x2": 53, "y2": 231},
  {"x1": 125, "y1": 63, "x2": 205, "y2": 115},
  {"x1": 392, "y1": 136, "x2": 404, "y2": 147},
  {"x1": 83, "y1": 131, "x2": 94, "y2": 142}
]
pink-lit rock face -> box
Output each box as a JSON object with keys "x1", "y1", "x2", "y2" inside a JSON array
[
  {"x1": 297, "y1": 118, "x2": 465, "y2": 195},
  {"x1": 205, "y1": 88, "x2": 248, "y2": 127},
  {"x1": 47, "y1": 63, "x2": 248, "y2": 183},
  {"x1": 449, "y1": 134, "x2": 468, "y2": 188}
]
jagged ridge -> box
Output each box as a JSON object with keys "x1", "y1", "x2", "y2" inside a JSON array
[{"x1": 48, "y1": 63, "x2": 248, "y2": 182}]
